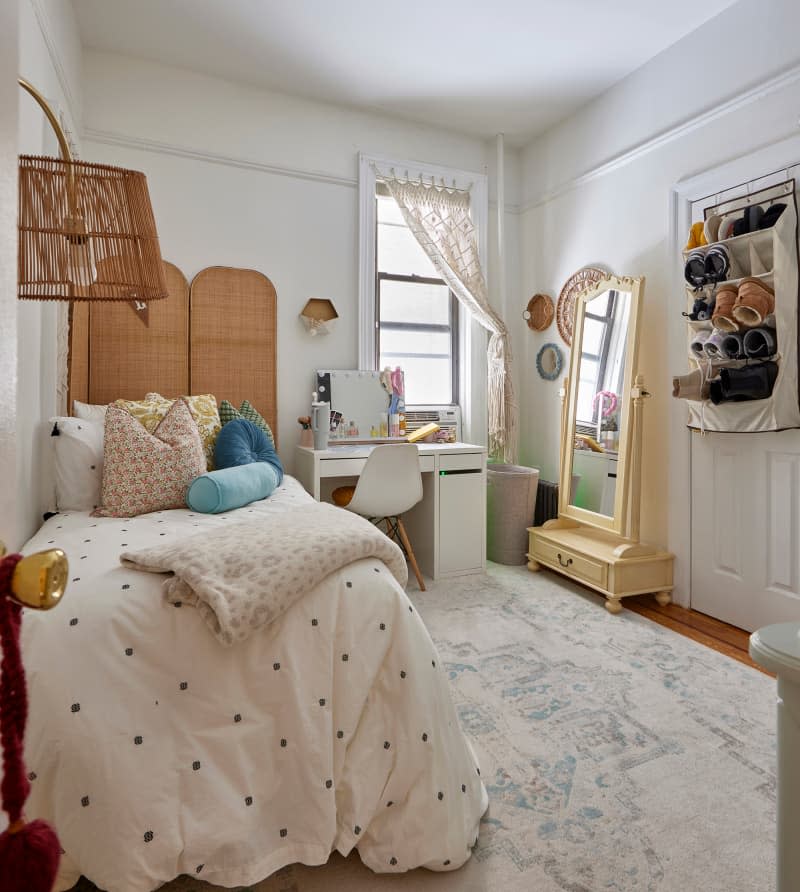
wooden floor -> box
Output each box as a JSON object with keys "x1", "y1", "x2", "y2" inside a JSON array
[{"x1": 624, "y1": 594, "x2": 772, "y2": 675}]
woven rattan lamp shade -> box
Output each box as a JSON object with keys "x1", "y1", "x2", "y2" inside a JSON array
[{"x1": 18, "y1": 154, "x2": 168, "y2": 302}]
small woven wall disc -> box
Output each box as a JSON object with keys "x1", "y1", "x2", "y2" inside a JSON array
[{"x1": 523, "y1": 293, "x2": 554, "y2": 331}]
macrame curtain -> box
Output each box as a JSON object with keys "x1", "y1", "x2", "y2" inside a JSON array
[{"x1": 382, "y1": 174, "x2": 517, "y2": 461}]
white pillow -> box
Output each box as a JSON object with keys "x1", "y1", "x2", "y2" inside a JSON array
[
  {"x1": 73, "y1": 399, "x2": 108, "y2": 422},
  {"x1": 51, "y1": 417, "x2": 105, "y2": 511}
]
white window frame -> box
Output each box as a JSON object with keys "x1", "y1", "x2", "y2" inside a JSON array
[{"x1": 358, "y1": 152, "x2": 488, "y2": 444}]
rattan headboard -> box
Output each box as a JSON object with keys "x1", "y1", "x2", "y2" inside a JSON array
[{"x1": 69, "y1": 263, "x2": 278, "y2": 441}]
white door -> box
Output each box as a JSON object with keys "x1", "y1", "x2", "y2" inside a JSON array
[
  {"x1": 685, "y1": 165, "x2": 800, "y2": 631},
  {"x1": 691, "y1": 430, "x2": 800, "y2": 631}
]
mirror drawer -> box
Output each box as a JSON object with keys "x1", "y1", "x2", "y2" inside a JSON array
[{"x1": 532, "y1": 539, "x2": 607, "y2": 588}]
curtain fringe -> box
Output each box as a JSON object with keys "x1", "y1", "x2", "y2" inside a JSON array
[{"x1": 383, "y1": 175, "x2": 518, "y2": 463}]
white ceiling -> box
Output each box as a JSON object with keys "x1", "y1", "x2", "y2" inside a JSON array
[{"x1": 72, "y1": 0, "x2": 739, "y2": 145}]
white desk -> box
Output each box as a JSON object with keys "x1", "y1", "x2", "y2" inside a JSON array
[{"x1": 295, "y1": 442, "x2": 487, "y2": 580}]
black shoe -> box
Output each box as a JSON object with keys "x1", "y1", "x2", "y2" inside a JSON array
[
  {"x1": 733, "y1": 205, "x2": 764, "y2": 237},
  {"x1": 758, "y1": 203, "x2": 786, "y2": 230},
  {"x1": 683, "y1": 296, "x2": 713, "y2": 321},
  {"x1": 704, "y1": 244, "x2": 731, "y2": 283},
  {"x1": 684, "y1": 250, "x2": 707, "y2": 289},
  {"x1": 709, "y1": 361, "x2": 779, "y2": 404},
  {"x1": 720, "y1": 331, "x2": 745, "y2": 360},
  {"x1": 742, "y1": 327, "x2": 777, "y2": 359}
]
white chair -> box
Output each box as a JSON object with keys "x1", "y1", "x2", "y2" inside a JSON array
[{"x1": 338, "y1": 443, "x2": 426, "y2": 591}]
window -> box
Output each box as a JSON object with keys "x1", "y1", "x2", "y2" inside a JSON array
[
  {"x1": 359, "y1": 153, "x2": 489, "y2": 436},
  {"x1": 375, "y1": 191, "x2": 458, "y2": 405},
  {"x1": 575, "y1": 289, "x2": 618, "y2": 427}
]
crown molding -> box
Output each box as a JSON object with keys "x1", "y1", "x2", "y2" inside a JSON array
[
  {"x1": 27, "y1": 0, "x2": 79, "y2": 131},
  {"x1": 490, "y1": 199, "x2": 522, "y2": 215},
  {"x1": 83, "y1": 127, "x2": 360, "y2": 189},
  {"x1": 520, "y1": 60, "x2": 800, "y2": 214},
  {"x1": 83, "y1": 128, "x2": 527, "y2": 213}
]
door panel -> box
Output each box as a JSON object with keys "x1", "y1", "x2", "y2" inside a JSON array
[
  {"x1": 710, "y1": 446, "x2": 744, "y2": 579},
  {"x1": 692, "y1": 431, "x2": 800, "y2": 630},
  {"x1": 766, "y1": 452, "x2": 799, "y2": 592}
]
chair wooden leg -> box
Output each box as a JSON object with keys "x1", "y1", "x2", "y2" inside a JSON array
[
  {"x1": 395, "y1": 515, "x2": 426, "y2": 591},
  {"x1": 383, "y1": 518, "x2": 396, "y2": 541}
]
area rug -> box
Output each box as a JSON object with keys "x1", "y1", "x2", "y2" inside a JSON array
[{"x1": 74, "y1": 564, "x2": 776, "y2": 892}]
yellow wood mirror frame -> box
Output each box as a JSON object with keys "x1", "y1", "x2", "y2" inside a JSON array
[{"x1": 558, "y1": 274, "x2": 643, "y2": 538}]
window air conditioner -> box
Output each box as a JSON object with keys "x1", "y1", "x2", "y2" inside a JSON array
[{"x1": 404, "y1": 406, "x2": 462, "y2": 442}]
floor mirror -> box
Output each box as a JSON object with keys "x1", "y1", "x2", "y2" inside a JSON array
[{"x1": 527, "y1": 274, "x2": 675, "y2": 614}]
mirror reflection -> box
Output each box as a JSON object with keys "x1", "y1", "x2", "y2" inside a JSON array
[{"x1": 570, "y1": 288, "x2": 631, "y2": 516}]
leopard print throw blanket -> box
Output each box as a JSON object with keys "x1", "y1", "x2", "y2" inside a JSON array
[{"x1": 121, "y1": 503, "x2": 408, "y2": 645}]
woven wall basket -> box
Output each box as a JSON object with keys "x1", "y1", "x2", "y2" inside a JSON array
[{"x1": 523, "y1": 293, "x2": 554, "y2": 331}]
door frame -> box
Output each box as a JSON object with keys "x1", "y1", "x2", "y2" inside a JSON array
[
  {"x1": 668, "y1": 133, "x2": 800, "y2": 609},
  {"x1": 0, "y1": 0, "x2": 19, "y2": 551}
]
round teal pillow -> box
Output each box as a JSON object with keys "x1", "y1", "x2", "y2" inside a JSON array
[
  {"x1": 187, "y1": 463, "x2": 279, "y2": 514},
  {"x1": 214, "y1": 418, "x2": 283, "y2": 484}
]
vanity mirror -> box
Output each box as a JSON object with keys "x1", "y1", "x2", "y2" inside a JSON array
[{"x1": 527, "y1": 274, "x2": 675, "y2": 614}]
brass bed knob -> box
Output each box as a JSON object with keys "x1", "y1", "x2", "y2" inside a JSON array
[{"x1": 0, "y1": 542, "x2": 68, "y2": 610}]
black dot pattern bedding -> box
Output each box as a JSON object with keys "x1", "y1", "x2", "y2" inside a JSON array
[{"x1": 19, "y1": 477, "x2": 487, "y2": 890}]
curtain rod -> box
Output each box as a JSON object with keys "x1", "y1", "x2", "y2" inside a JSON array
[{"x1": 372, "y1": 163, "x2": 473, "y2": 195}]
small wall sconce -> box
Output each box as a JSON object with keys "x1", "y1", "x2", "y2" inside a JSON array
[{"x1": 300, "y1": 298, "x2": 339, "y2": 336}]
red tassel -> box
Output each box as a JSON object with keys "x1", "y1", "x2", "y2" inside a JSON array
[
  {"x1": 0, "y1": 554, "x2": 61, "y2": 891},
  {"x1": 0, "y1": 820, "x2": 60, "y2": 892}
]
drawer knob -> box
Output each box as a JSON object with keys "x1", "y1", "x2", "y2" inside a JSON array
[{"x1": 557, "y1": 553, "x2": 573, "y2": 568}]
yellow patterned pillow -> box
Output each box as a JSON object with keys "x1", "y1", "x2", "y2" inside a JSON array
[{"x1": 114, "y1": 393, "x2": 221, "y2": 470}]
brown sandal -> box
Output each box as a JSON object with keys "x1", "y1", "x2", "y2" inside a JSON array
[
  {"x1": 711, "y1": 283, "x2": 739, "y2": 332},
  {"x1": 733, "y1": 278, "x2": 775, "y2": 328}
]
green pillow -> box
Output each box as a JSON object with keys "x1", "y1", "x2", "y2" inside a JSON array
[{"x1": 219, "y1": 399, "x2": 275, "y2": 448}]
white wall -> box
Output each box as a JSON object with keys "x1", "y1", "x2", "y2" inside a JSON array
[
  {"x1": 0, "y1": 0, "x2": 20, "y2": 550},
  {"x1": 17, "y1": 0, "x2": 84, "y2": 541},
  {"x1": 518, "y1": 0, "x2": 800, "y2": 598},
  {"x1": 81, "y1": 52, "x2": 521, "y2": 473}
]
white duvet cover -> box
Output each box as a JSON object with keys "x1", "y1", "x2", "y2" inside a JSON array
[{"x1": 18, "y1": 477, "x2": 488, "y2": 891}]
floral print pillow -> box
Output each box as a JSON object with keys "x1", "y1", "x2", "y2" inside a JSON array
[
  {"x1": 95, "y1": 398, "x2": 206, "y2": 517},
  {"x1": 114, "y1": 392, "x2": 221, "y2": 470}
]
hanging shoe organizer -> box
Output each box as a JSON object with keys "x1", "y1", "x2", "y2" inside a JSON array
[{"x1": 675, "y1": 178, "x2": 800, "y2": 432}]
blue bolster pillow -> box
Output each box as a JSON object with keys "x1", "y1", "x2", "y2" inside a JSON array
[
  {"x1": 187, "y1": 463, "x2": 279, "y2": 514},
  {"x1": 214, "y1": 418, "x2": 284, "y2": 484}
]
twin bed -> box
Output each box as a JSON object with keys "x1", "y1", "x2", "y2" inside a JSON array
[{"x1": 17, "y1": 264, "x2": 487, "y2": 890}]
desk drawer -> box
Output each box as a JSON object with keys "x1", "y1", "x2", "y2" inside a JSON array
[
  {"x1": 320, "y1": 455, "x2": 435, "y2": 477},
  {"x1": 532, "y1": 538, "x2": 607, "y2": 589},
  {"x1": 319, "y1": 458, "x2": 367, "y2": 477},
  {"x1": 439, "y1": 452, "x2": 484, "y2": 472}
]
